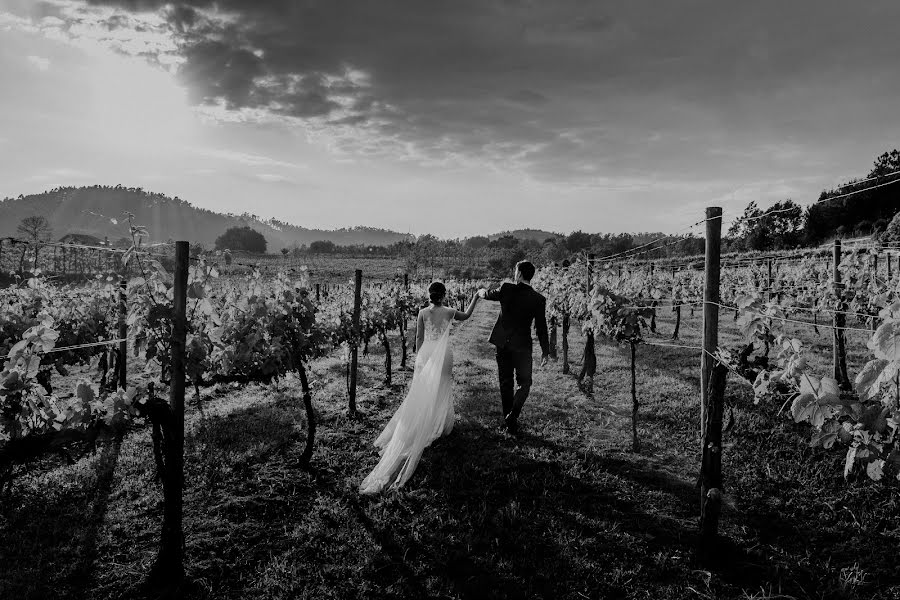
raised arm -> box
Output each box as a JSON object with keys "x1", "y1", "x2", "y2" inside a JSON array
[
  {"x1": 415, "y1": 309, "x2": 425, "y2": 352},
  {"x1": 535, "y1": 296, "x2": 550, "y2": 358},
  {"x1": 480, "y1": 282, "x2": 506, "y2": 302},
  {"x1": 454, "y1": 292, "x2": 479, "y2": 321}
]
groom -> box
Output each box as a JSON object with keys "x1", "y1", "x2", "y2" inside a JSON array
[{"x1": 478, "y1": 261, "x2": 550, "y2": 435}]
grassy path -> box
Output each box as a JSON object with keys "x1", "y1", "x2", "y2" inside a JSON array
[{"x1": 3, "y1": 302, "x2": 899, "y2": 599}]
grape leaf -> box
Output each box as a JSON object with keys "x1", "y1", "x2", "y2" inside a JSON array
[
  {"x1": 866, "y1": 459, "x2": 885, "y2": 481},
  {"x1": 856, "y1": 359, "x2": 890, "y2": 400},
  {"x1": 869, "y1": 320, "x2": 900, "y2": 361}
]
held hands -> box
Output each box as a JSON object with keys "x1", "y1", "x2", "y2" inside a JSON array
[
  {"x1": 540, "y1": 354, "x2": 548, "y2": 368},
  {"x1": 477, "y1": 288, "x2": 487, "y2": 299}
]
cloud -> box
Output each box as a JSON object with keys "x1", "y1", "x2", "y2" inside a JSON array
[
  {"x1": 190, "y1": 148, "x2": 305, "y2": 170},
  {"x1": 5, "y1": 0, "x2": 900, "y2": 198},
  {"x1": 255, "y1": 173, "x2": 293, "y2": 184},
  {"x1": 26, "y1": 54, "x2": 50, "y2": 70}
]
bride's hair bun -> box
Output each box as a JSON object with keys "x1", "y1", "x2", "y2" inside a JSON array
[{"x1": 428, "y1": 281, "x2": 446, "y2": 305}]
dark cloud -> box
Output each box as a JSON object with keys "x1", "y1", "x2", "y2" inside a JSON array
[{"x1": 32, "y1": 0, "x2": 900, "y2": 183}]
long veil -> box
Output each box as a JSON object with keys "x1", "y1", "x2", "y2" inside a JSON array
[{"x1": 360, "y1": 320, "x2": 454, "y2": 494}]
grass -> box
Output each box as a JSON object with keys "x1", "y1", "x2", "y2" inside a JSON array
[{"x1": 2, "y1": 304, "x2": 900, "y2": 599}]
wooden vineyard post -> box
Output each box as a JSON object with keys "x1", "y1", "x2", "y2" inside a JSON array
[
  {"x1": 699, "y1": 206, "x2": 726, "y2": 554},
  {"x1": 349, "y1": 269, "x2": 362, "y2": 415},
  {"x1": 871, "y1": 253, "x2": 879, "y2": 332},
  {"x1": 832, "y1": 240, "x2": 851, "y2": 389},
  {"x1": 630, "y1": 340, "x2": 639, "y2": 452},
  {"x1": 549, "y1": 316, "x2": 558, "y2": 360},
  {"x1": 399, "y1": 273, "x2": 410, "y2": 371},
  {"x1": 118, "y1": 279, "x2": 127, "y2": 389},
  {"x1": 151, "y1": 240, "x2": 187, "y2": 586},
  {"x1": 700, "y1": 207, "x2": 722, "y2": 416},
  {"x1": 586, "y1": 253, "x2": 593, "y2": 294},
  {"x1": 672, "y1": 266, "x2": 682, "y2": 341},
  {"x1": 649, "y1": 262, "x2": 658, "y2": 333},
  {"x1": 767, "y1": 258, "x2": 773, "y2": 301},
  {"x1": 315, "y1": 283, "x2": 320, "y2": 302},
  {"x1": 889, "y1": 253, "x2": 893, "y2": 281},
  {"x1": 699, "y1": 362, "x2": 728, "y2": 553},
  {"x1": 578, "y1": 254, "x2": 597, "y2": 395}
]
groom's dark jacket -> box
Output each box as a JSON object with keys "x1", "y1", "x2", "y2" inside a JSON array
[{"x1": 484, "y1": 282, "x2": 550, "y2": 355}]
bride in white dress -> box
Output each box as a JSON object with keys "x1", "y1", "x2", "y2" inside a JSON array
[{"x1": 360, "y1": 282, "x2": 479, "y2": 494}]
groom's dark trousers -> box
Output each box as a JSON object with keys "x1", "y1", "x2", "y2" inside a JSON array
[{"x1": 483, "y1": 282, "x2": 550, "y2": 424}]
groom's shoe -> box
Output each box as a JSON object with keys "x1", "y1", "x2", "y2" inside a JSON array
[{"x1": 504, "y1": 413, "x2": 520, "y2": 436}]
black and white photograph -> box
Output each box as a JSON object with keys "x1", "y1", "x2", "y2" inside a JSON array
[{"x1": 2, "y1": 1, "x2": 900, "y2": 598}]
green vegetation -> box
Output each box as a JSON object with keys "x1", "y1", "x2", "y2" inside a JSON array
[
  {"x1": 2, "y1": 303, "x2": 898, "y2": 599},
  {"x1": 214, "y1": 225, "x2": 268, "y2": 254}
]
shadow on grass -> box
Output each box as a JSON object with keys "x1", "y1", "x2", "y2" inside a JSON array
[
  {"x1": 343, "y1": 417, "x2": 717, "y2": 599},
  {"x1": 0, "y1": 438, "x2": 124, "y2": 600}
]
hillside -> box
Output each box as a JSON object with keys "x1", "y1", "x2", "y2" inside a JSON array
[
  {"x1": 0, "y1": 186, "x2": 414, "y2": 251},
  {"x1": 488, "y1": 229, "x2": 561, "y2": 242}
]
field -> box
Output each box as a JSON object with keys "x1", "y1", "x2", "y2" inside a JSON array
[{"x1": 2, "y1": 294, "x2": 899, "y2": 600}]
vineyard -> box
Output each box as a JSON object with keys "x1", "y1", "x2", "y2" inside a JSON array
[{"x1": 3, "y1": 211, "x2": 900, "y2": 598}]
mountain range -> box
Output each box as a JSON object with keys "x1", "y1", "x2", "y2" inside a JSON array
[
  {"x1": 0, "y1": 187, "x2": 575, "y2": 250},
  {"x1": 0, "y1": 186, "x2": 420, "y2": 251}
]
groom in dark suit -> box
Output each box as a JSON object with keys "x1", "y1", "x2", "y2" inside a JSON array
[{"x1": 479, "y1": 261, "x2": 550, "y2": 434}]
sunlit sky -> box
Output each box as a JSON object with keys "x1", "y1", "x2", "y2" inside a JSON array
[{"x1": 1, "y1": 0, "x2": 899, "y2": 238}]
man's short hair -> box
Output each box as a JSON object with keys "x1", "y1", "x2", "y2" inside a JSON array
[{"x1": 516, "y1": 261, "x2": 536, "y2": 281}]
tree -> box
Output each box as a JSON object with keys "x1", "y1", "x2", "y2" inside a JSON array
[
  {"x1": 214, "y1": 226, "x2": 267, "y2": 253},
  {"x1": 805, "y1": 149, "x2": 900, "y2": 243},
  {"x1": 309, "y1": 240, "x2": 337, "y2": 253},
  {"x1": 490, "y1": 235, "x2": 519, "y2": 249},
  {"x1": 540, "y1": 239, "x2": 568, "y2": 264},
  {"x1": 880, "y1": 212, "x2": 900, "y2": 243},
  {"x1": 870, "y1": 149, "x2": 900, "y2": 177},
  {"x1": 465, "y1": 235, "x2": 490, "y2": 249},
  {"x1": 17, "y1": 215, "x2": 52, "y2": 272},
  {"x1": 521, "y1": 238, "x2": 541, "y2": 252},
  {"x1": 592, "y1": 233, "x2": 634, "y2": 257},
  {"x1": 728, "y1": 200, "x2": 803, "y2": 251},
  {"x1": 564, "y1": 230, "x2": 592, "y2": 253}
]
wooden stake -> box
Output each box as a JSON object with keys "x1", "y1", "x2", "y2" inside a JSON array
[
  {"x1": 700, "y1": 207, "x2": 722, "y2": 418},
  {"x1": 833, "y1": 240, "x2": 850, "y2": 389},
  {"x1": 349, "y1": 269, "x2": 362, "y2": 414},
  {"x1": 699, "y1": 206, "x2": 724, "y2": 554},
  {"x1": 587, "y1": 253, "x2": 594, "y2": 294},
  {"x1": 152, "y1": 240, "x2": 187, "y2": 584},
  {"x1": 699, "y1": 363, "x2": 728, "y2": 551},
  {"x1": 118, "y1": 279, "x2": 127, "y2": 390},
  {"x1": 630, "y1": 340, "x2": 639, "y2": 452}
]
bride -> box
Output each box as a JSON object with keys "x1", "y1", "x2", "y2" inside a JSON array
[{"x1": 360, "y1": 281, "x2": 479, "y2": 494}]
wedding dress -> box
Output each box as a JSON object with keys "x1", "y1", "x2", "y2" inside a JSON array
[{"x1": 360, "y1": 308, "x2": 456, "y2": 494}]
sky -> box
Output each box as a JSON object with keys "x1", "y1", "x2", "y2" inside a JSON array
[{"x1": 1, "y1": 0, "x2": 899, "y2": 238}]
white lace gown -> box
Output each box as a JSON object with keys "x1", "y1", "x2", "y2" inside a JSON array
[{"x1": 360, "y1": 309, "x2": 456, "y2": 494}]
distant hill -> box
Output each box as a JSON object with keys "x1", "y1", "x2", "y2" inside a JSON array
[
  {"x1": 488, "y1": 229, "x2": 560, "y2": 243},
  {"x1": 0, "y1": 186, "x2": 414, "y2": 251}
]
